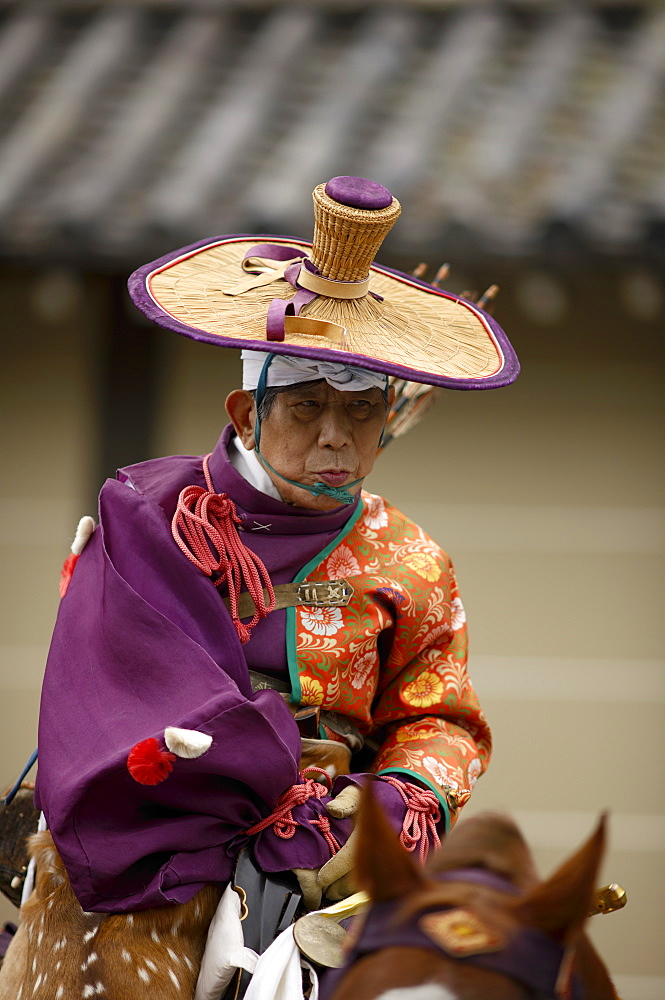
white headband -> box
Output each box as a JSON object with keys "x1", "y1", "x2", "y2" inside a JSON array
[{"x1": 241, "y1": 351, "x2": 388, "y2": 394}]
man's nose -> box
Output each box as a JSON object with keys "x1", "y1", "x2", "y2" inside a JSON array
[{"x1": 317, "y1": 406, "x2": 353, "y2": 449}]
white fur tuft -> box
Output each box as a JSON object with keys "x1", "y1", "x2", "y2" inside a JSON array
[
  {"x1": 164, "y1": 727, "x2": 212, "y2": 759},
  {"x1": 71, "y1": 516, "x2": 96, "y2": 555}
]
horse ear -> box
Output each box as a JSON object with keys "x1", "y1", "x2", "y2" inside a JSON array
[
  {"x1": 354, "y1": 783, "x2": 427, "y2": 903},
  {"x1": 513, "y1": 814, "x2": 607, "y2": 945}
]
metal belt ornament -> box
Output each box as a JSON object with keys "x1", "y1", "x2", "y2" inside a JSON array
[{"x1": 224, "y1": 578, "x2": 353, "y2": 620}]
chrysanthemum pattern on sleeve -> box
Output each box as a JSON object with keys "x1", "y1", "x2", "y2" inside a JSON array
[{"x1": 292, "y1": 492, "x2": 491, "y2": 818}]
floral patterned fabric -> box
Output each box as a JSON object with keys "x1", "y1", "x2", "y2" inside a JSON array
[{"x1": 290, "y1": 492, "x2": 492, "y2": 826}]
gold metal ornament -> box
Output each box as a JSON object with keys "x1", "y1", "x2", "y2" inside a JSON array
[
  {"x1": 419, "y1": 907, "x2": 505, "y2": 957},
  {"x1": 589, "y1": 883, "x2": 627, "y2": 916}
]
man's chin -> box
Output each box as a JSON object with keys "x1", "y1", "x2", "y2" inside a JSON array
[
  {"x1": 274, "y1": 481, "x2": 356, "y2": 511},
  {"x1": 283, "y1": 490, "x2": 345, "y2": 512}
]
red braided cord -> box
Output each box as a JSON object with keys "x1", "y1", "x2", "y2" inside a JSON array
[
  {"x1": 243, "y1": 774, "x2": 337, "y2": 854},
  {"x1": 243, "y1": 782, "x2": 312, "y2": 839},
  {"x1": 383, "y1": 776, "x2": 442, "y2": 864},
  {"x1": 299, "y1": 766, "x2": 333, "y2": 792},
  {"x1": 171, "y1": 454, "x2": 275, "y2": 643},
  {"x1": 309, "y1": 814, "x2": 341, "y2": 856}
]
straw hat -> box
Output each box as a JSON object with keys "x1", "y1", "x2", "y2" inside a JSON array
[{"x1": 128, "y1": 176, "x2": 519, "y2": 390}]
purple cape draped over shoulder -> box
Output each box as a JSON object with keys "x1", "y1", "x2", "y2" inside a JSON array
[
  {"x1": 35, "y1": 428, "x2": 419, "y2": 912},
  {"x1": 34, "y1": 431, "x2": 358, "y2": 912}
]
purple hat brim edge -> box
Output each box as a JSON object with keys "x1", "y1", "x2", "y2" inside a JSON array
[{"x1": 128, "y1": 234, "x2": 520, "y2": 391}]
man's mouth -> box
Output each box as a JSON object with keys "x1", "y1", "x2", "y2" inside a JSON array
[{"x1": 316, "y1": 471, "x2": 351, "y2": 486}]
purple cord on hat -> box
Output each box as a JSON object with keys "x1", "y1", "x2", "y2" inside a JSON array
[{"x1": 325, "y1": 176, "x2": 393, "y2": 210}]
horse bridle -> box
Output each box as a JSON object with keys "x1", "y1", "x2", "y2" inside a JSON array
[{"x1": 320, "y1": 868, "x2": 583, "y2": 1000}]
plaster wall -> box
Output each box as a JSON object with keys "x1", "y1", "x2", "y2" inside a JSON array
[{"x1": 0, "y1": 267, "x2": 662, "y2": 998}]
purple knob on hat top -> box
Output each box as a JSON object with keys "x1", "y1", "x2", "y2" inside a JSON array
[{"x1": 325, "y1": 176, "x2": 393, "y2": 211}]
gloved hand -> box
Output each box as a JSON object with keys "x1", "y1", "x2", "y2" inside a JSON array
[
  {"x1": 291, "y1": 785, "x2": 361, "y2": 908},
  {"x1": 252, "y1": 782, "x2": 353, "y2": 892},
  {"x1": 291, "y1": 867, "x2": 323, "y2": 910},
  {"x1": 325, "y1": 783, "x2": 360, "y2": 820},
  {"x1": 315, "y1": 776, "x2": 442, "y2": 902},
  {"x1": 316, "y1": 825, "x2": 359, "y2": 901},
  {"x1": 254, "y1": 775, "x2": 424, "y2": 909}
]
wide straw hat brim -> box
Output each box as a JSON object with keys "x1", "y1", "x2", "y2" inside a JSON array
[{"x1": 129, "y1": 234, "x2": 519, "y2": 390}]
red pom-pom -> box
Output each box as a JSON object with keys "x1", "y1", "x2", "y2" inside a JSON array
[
  {"x1": 127, "y1": 738, "x2": 176, "y2": 785},
  {"x1": 59, "y1": 553, "x2": 79, "y2": 598}
]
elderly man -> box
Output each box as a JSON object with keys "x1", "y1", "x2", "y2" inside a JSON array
[{"x1": 30, "y1": 178, "x2": 518, "y2": 959}]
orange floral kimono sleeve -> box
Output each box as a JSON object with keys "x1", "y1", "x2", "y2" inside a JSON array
[
  {"x1": 369, "y1": 559, "x2": 491, "y2": 828},
  {"x1": 290, "y1": 492, "x2": 492, "y2": 831}
]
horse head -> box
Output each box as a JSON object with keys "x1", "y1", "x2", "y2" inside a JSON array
[{"x1": 325, "y1": 786, "x2": 619, "y2": 1000}]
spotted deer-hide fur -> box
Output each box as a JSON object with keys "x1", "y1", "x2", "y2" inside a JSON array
[{"x1": 0, "y1": 832, "x2": 221, "y2": 999}]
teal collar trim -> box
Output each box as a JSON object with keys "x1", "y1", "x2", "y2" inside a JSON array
[{"x1": 285, "y1": 496, "x2": 364, "y2": 704}]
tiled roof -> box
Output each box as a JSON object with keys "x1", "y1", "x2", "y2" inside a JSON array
[{"x1": 0, "y1": 2, "x2": 662, "y2": 263}]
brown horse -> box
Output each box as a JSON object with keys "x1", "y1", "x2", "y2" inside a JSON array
[{"x1": 323, "y1": 789, "x2": 620, "y2": 1000}]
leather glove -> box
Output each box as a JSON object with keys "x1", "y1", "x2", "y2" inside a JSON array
[
  {"x1": 292, "y1": 866, "x2": 323, "y2": 911},
  {"x1": 291, "y1": 785, "x2": 362, "y2": 908},
  {"x1": 316, "y1": 826, "x2": 359, "y2": 901},
  {"x1": 286, "y1": 777, "x2": 422, "y2": 908},
  {"x1": 325, "y1": 783, "x2": 360, "y2": 820},
  {"x1": 293, "y1": 826, "x2": 360, "y2": 908}
]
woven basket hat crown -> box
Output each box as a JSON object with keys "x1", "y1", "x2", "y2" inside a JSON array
[
  {"x1": 130, "y1": 174, "x2": 520, "y2": 390},
  {"x1": 310, "y1": 177, "x2": 401, "y2": 282}
]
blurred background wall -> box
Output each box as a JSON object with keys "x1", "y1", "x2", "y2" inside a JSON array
[{"x1": 0, "y1": 2, "x2": 663, "y2": 997}]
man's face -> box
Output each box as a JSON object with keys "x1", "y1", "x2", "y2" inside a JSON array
[{"x1": 253, "y1": 380, "x2": 389, "y2": 510}]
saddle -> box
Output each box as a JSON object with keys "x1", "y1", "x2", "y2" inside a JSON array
[
  {"x1": 0, "y1": 784, "x2": 39, "y2": 908},
  {"x1": 228, "y1": 847, "x2": 303, "y2": 999}
]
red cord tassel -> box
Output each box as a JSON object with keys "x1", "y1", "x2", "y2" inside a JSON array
[
  {"x1": 59, "y1": 553, "x2": 79, "y2": 598},
  {"x1": 171, "y1": 454, "x2": 275, "y2": 643},
  {"x1": 127, "y1": 738, "x2": 176, "y2": 785},
  {"x1": 383, "y1": 775, "x2": 442, "y2": 863}
]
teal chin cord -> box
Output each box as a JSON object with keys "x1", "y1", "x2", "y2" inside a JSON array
[
  {"x1": 254, "y1": 449, "x2": 364, "y2": 505},
  {"x1": 252, "y1": 353, "x2": 386, "y2": 506}
]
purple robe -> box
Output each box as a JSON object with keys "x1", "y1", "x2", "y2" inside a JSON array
[
  {"x1": 118, "y1": 424, "x2": 360, "y2": 679},
  {"x1": 35, "y1": 426, "x2": 425, "y2": 911},
  {"x1": 35, "y1": 427, "x2": 359, "y2": 911}
]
